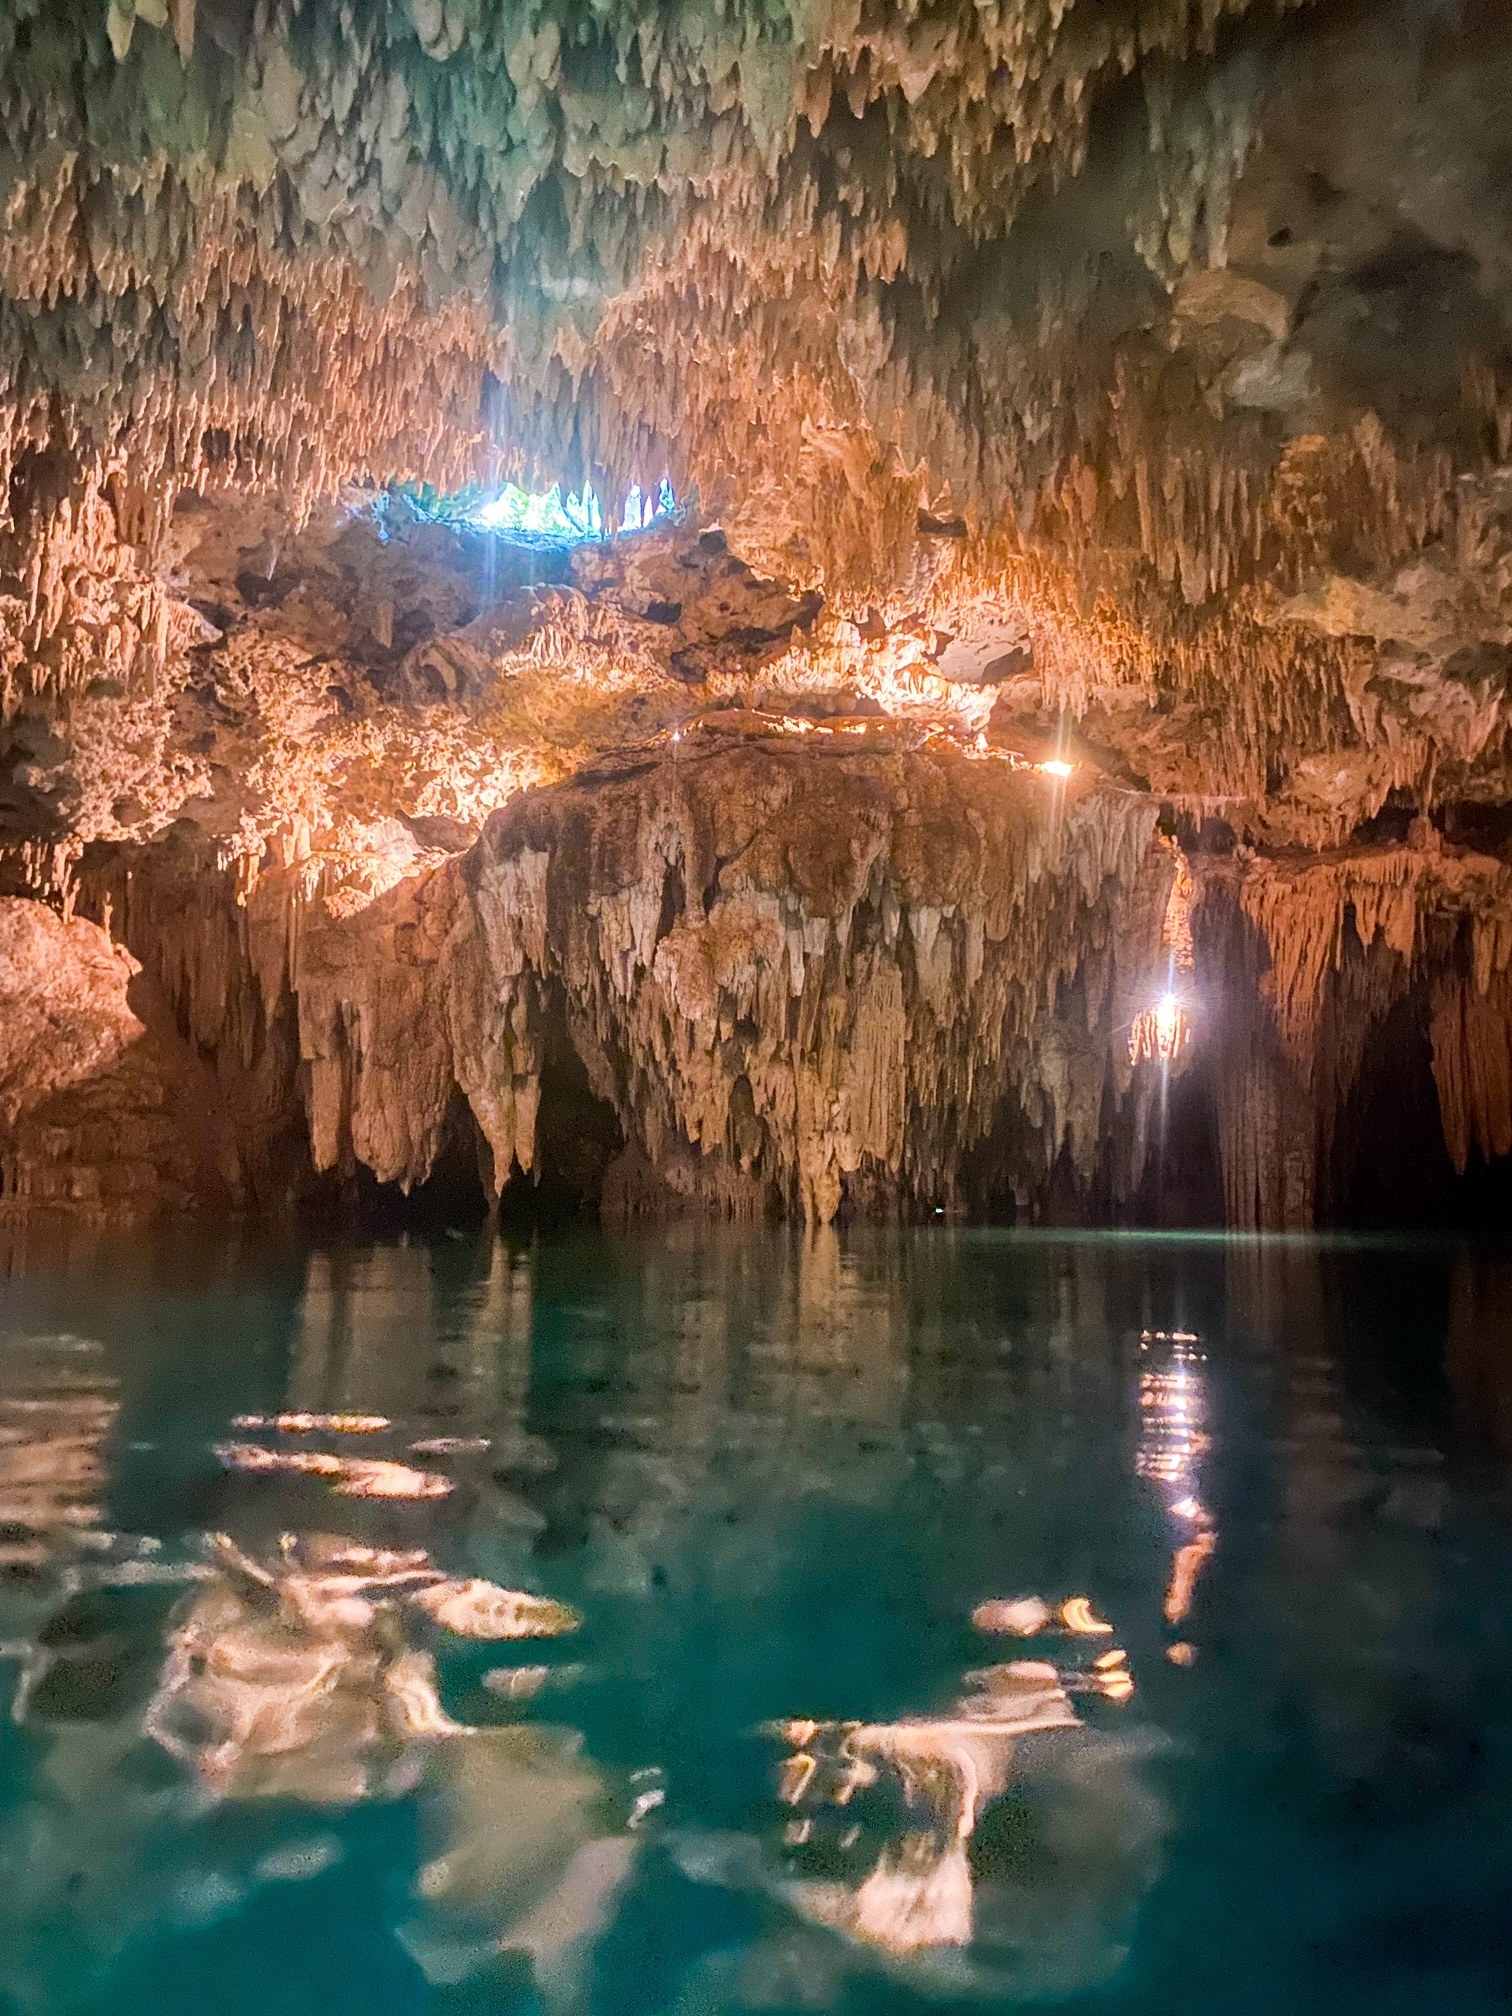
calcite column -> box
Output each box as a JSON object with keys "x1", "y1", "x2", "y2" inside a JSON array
[{"x1": 1217, "y1": 1042, "x2": 1318, "y2": 1231}]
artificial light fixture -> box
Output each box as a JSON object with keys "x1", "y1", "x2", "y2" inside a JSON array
[{"x1": 1039, "y1": 757, "x2": 1074, "y2": 779}]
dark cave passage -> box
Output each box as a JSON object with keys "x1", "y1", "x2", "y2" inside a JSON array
[{"x1": 1330, "y1": 994, "x2": 1512, "y2": 1232}]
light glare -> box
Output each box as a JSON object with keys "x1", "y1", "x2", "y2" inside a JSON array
[
  {"x1": 1129, "y1": 991, "x2": 1190, "y2": 1064},
  {"x1": 472, "y1": 477, "x2": 675, "y2": 540}
]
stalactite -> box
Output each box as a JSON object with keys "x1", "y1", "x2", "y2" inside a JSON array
[
  {"x1": 280, "y1": 745, "x2": 1171, "y2": 1222},
  {"x1": 1, "y1": 0, "x2": 1507, "y2": 682},
  {"x1": 1191, "y1": 837, "x2": 1512, "y2": 1222},
  {"x1": 4, "y1": 1, "x2": 1512, "y2": 1225},
  {"x1": 0, "y1": 895, "x2": 234, "y2": 1212}
]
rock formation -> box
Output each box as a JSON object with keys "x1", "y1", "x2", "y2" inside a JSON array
[{"x1": 4, "y1": 0, "x2": 1512, "y2": 1226}]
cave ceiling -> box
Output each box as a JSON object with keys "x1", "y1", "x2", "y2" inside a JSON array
[{"x1": 4, "y1": 0, "x2": 1512, "y2": 1225}]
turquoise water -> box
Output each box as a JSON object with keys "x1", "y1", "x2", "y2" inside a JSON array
[{"x1": 2, "y1": 1225, "x2": 1511, "y2": 2015}]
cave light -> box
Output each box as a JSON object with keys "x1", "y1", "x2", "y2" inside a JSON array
[
  {"x1": 1129, "y1": 990, "x2": 1191, "y2": 1064},
  {"x1": 1038, "y1": 757, "x2": 1074, "y2": 779},
  {"x1": 470, "y1": 476, "x2": 675, "y2": 539},
  {"x1": 1128, "y1": 849, "x2": 1198, "y2": 1064},
  {"x1": 1155, "y1": 990, "x2": 1182, "y2": 1051}
]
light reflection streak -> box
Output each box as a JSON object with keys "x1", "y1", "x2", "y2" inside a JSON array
[
  {"x1": 144, "y1": 1532, "x2": 580, "y2": 1801},
  {"x1": 1137, "y1": 1329, "x2": 1216, "y2": 1637},
  {"x1": 767, "y1": 1606, "x2": 1135, "y2": 1958},
  {"x1": 231, "y1": 1412, "x2": 390, "y2": 1434},
  {"x1": 0, "y1": 1342, "x2": 116, "y2": 1572},
  {"x1": 770, "y1": 1663, "x2": 1077, "y2": 1955},
  {"x1": 1059, "y1": 1595, "x2": 1114, "y2": 1635},
  {"x1": 215, "y1": 1441, "x2": 453, "y2": 1499}
]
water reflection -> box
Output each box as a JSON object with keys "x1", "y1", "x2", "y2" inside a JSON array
[
  {"x1": 1136, "y1": 1327, "x2": 1217, "y2": 1645},
  {"x1": 766, "y1": 1612, "x2": 1137, "y2": 1963},
  {"x1": 144, "y1": 1533, "x2": 578, "y2": 1801},
  {"x1": 1, "y1": 1227, "x2": 1510, "y2": 2016},
  {"x1": 772, "y1": 1659, "x2": 1080, "y2": 1956},
  {"x1": 0, "y1": 1332, "x2": 116, "y2": 1573},
  {"x1": 216, "y1": 1440, "x2": 456, "y2": 1499}
]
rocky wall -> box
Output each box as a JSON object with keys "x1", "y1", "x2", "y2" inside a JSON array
[
  {"x1": 13, "y1": 754, "x2": 1512, "y2": 1229},
  {"x1": 0, "y1": 895, "x2": 235, "y2": 1214},
  {"x1": 11, "y1": 740, "x2": 1196, "y2": 1226},
  {"x1": 286, "y1": 739, "x2": 1177, "y2": 1224}
]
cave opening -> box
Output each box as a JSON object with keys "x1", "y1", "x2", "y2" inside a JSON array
[
  {"x1": 1129, "y1": 1068, "x2": 1227, "y2": 1229},
  {"x1": 1329, "y1": 992, "x2": 1512, "y2": 1231},
  {"x1": 306, "y1": 1086, "x2": 493, "y2": 1237},
  {"x1": 498, "y1": 993, "x2": 626, "y2": 1231}
]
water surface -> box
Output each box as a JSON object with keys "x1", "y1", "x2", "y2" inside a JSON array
[{"x1": 2, "y1": 1224, "x2": 1510, "y2": 2015}]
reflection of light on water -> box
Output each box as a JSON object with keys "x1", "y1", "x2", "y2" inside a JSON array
[
  {"x1": 1137, "y1": 1330, "x2": 1216, "y2": 1634},
  {"x1": 216, "y1": 1440, "x2": 454, "y2": 1499},
  {"x1": 1164, "y1": 1530, "x2": 1217, "y2": 1626},
  {"x1": 770, "y1": 1661, "x2": 1079, "y2": 1955},
  {"x1": 0, "y1": 1338, "x2": 116, "y2": 1570},
  {"x1": 144, "y1": 1532, "x2": 580, "y2": 1801},
  {"x1": 231, "y1": 1411, "x2": 390, "y2": 1434},
  {"x1": 1059, "y1": 1595, "x2": 1114, "y2": 1636},
  {"x1": 768, "y1": 1602, "x2": 1135, "y2": 1957}
]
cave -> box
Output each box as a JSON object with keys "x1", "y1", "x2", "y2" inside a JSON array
[
  {"x1": 0, "y1": 5, "x2": 1508, "y2": 1236},
  {"x1": 4, "y1": 3, "x2": 1512, "y2": 2009}
]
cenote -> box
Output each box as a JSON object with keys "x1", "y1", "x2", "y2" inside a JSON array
[
  {"x1": 3, "y1": 1225, "x2": 1511, "y2": 2016},
  {"x1": 9, "y1": 9, "x2": 1512, "y2": 2003}
]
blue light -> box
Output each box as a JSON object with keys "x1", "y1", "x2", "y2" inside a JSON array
[{"x1": 469, "y1": 479, "x2": 674, "y2": 541}]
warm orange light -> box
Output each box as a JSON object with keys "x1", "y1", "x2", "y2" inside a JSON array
[
  {"x1": 1129, "y1": 993, "x2": 1190, "y2": 1064},
  {"x1": 231, "y1": 1411, "x2": 390, "y2": 1434},
  {"x1": 1164, "y1": 1529, "x2": 1217, "y2": 1624},
  {"x1": 1060, "y1": 1595, "x2": 1114, "y2": 1635},
  {"x1": 779, "y1": 1752, "x2": 819, "y2": 1804}
]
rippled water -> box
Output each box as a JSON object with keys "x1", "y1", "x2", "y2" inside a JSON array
[{"x1": 3, "y1": 1224, "x2": 1512, "y2": 2016}]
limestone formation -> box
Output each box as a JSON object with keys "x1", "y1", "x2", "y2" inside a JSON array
[
  {"x1": 0, "y1": 895, "x2": 233, "y2": 1213},
  {"x1": 2, "y1": 0, "x2": 1512, "y2": 1226}
]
